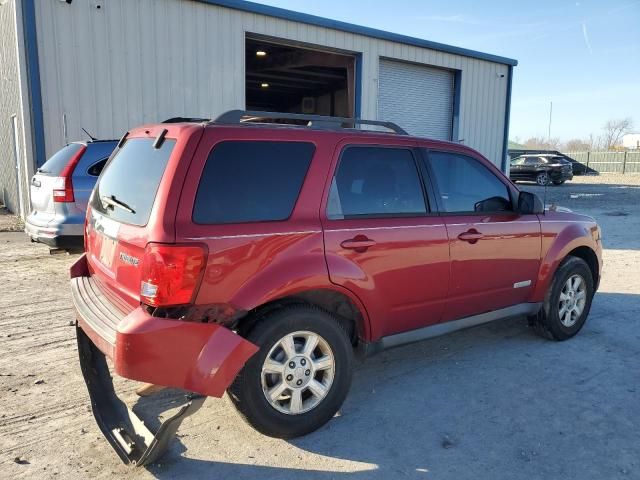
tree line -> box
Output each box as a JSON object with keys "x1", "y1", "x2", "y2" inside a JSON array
[{"x1": 511, "y1": 117, "x2": 634, "y2": 152}]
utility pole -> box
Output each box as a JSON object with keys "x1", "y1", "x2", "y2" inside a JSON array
[{"x1": 548, "y1": 101, "x2": 553, "y2": 143}]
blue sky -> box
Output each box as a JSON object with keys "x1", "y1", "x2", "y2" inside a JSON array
[{"x1": 255, "y1": 0, "x2": 640, "y2": 142}]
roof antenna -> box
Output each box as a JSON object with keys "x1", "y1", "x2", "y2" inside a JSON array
[{"x1": 81, "y1": 127, "x2": 97, "y2": 141}]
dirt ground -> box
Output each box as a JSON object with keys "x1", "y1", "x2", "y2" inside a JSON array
[
  {"x1": 1, "y1": 174, "x2": 639, "y2": 479},
  {"x1": 0, "y1": 206, "x2": 23, "y2": 233}
]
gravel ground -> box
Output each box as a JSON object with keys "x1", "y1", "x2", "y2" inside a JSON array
[
  {"x1": 0, "y1": 207, "x2": 23, "y2": 233},
  {"x1": 1, "y1": 174, "x2": 639, "y2": 479}
]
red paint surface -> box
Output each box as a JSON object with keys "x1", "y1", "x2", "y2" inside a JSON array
[
  {"x1": 85, "y1": 124, "x2": 203, "y2": 309},
  {"x1": 114, "y1": 309, "x2": 258, "y2": 397},
  {"x1": 441, "y1": 213, "x2": 542, "y2": 320},
  {"x1": 69, "y1": 254, "x2": 89, "y2": 279},
  {"x1": 74, "y1": 122, "x2": 603, "y2": 396}
]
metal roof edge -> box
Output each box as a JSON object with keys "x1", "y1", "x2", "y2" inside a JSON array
[{"x1": 193, "y1": 0, "x2": 518, "y2": 66}]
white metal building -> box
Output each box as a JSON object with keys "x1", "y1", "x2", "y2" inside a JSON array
[
  {"x1": 623, "y1": 134, "x2": 640, "y2": 150},
  {"x1": 1, "y1": 0, "x2": 517, "y2": 218}
]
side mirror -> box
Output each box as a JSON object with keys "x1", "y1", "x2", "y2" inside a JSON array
[
  {"x1": 518, "y1": 191, "x2": 544, "y2": 215},
  {"x1": 474, "y1": 196, "x2": 511, "y2": 212}
]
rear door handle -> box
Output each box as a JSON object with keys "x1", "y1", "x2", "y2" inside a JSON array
[
  {"x1": 31, "y1": 178, "x2": 41, "y2": 187},
  {"x1": 340, "y1": 236, "x2": 376, "y2": 251},
  {"x1": 458, "y1": 229, "x2": 483, "y2": 244}
]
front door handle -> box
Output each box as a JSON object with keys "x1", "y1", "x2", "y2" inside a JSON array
[
  {"x1": 458, "y1": 229, "x2": 483, "y2": 244},
  {"x1": 340, "y1": 236, "x2": 376, "y2": 252}
]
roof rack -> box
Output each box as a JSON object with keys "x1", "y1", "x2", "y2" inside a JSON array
[{"x1": 213, "y1": 110, "x2": 408, "y2": 135}]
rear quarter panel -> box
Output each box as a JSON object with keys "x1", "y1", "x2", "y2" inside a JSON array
[{"x1": 175, "y1": 127, "x2": 372, "y2": 334}]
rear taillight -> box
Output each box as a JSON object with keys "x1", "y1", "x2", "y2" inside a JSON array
[
  {"x1": 140, "y1": 243, "x2": 207, "y2": 307},
  {"x1": 53, "y1": 145, "x2": 86, "y2": 202}
]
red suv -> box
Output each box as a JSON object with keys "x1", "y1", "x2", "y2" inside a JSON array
[{"x1": 70, "y1": 111, "x2": 602, "y2": 466}]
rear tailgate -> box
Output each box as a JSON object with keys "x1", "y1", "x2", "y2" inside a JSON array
[
  {"x1": 30, "y1": 174, "x2": 58, "y2": 218},
  {"x1": 85, "y1": 125, "x2": 204, "y2": 308}
]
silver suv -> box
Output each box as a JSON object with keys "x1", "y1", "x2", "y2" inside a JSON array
[{"x1": 25, "y1": 139, "x2": 117, "y2": 249}]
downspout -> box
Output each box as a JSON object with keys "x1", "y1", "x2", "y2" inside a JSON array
[{"x1": 20, "y1": 0, "x2": 45, "y2": 168}]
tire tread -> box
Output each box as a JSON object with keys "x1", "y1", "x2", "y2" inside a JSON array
[{"x1": 529, "y1": 255, "x2": 594, "y2": 341}]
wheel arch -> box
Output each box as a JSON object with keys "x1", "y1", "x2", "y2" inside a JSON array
[
  {"x1": 531, "y1": 227, "x2": 600, "y2": 302},
  {"x1": 237, "y1": 286, "x2": 371, "y2": 345},
  {"x1": 566, "y1": 245, "x2": 599, "y2": 287}
]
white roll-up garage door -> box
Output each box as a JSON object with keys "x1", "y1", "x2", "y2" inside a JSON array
[{"x1": 378, "y1": 59, "x2": 454, "y2": 140}]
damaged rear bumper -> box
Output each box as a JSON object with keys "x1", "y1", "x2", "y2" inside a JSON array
[
  {"x1": 70, "y1": 255, "x2": 258, "y2": 465},
  {"x1": 77, "y1": 327, "x2": 206, "y2": 466}
]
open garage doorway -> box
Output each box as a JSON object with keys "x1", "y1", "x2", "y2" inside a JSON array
[{"x1": 245, "y1": 36, "x2": 357, "y2": 117}]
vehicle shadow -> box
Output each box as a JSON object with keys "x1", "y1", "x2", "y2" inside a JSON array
[{"x1": 142, "y1": 291, "x2": 640, "y2": 480}]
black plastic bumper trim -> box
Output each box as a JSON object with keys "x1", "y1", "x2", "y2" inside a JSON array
[{"x1": 76, "y1": 326, "x2": 205, "y2": 466}]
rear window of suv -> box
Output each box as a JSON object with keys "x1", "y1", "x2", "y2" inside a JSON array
[
  {"x1": 37, "y1": 143, "x2": 84, "y2": 176},
  {"x1": 193, "y1": 141, "x2": 314, "y2": 224},
  {"x1": 90, "y1": 138, "x2": 174, "y2": 226}
]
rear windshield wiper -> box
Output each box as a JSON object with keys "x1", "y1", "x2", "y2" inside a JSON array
[{"x1": 101, "y1": 195, "x2": 135, "y2": 214}]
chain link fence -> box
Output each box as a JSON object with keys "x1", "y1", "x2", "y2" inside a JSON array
[{"x1": 564, "y1": 151, "x2": 640, "y2": 174}]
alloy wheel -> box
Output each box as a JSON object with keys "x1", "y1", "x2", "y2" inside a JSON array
[
  {"x1": 558, "y1": 274, "x2": 587, "y2": 327},
  {"x1": 537, "y1": 172, "x2": 550, "y2": 186},
  {"x1": 261, "y1": 331, "x2": 335, "y2": 415}
]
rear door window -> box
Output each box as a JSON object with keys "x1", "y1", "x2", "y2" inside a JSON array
[
  {"x1": 37, "y1": 143, "x2": 84, "y2": 176},
  {"x1": 327, "y1": 147, "x2": 427, "y2": 219},
  {"x1": 90, "y1": 138, "x2": 174, "y2": 226},
  {"x1": 193, "y1": 141, "x2": 314, "y2": 224}
]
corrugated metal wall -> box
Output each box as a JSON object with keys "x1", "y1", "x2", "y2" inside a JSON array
[
  {"x1": 0, "y1": 0, "x2": 28, "y2": 215},
  {"x1": 34, "y1": 0, "x2": 509, "y2": 166}
]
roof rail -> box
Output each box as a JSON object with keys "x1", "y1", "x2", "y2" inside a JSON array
[
  {"x1": 162, "y1": 117, "x2": 210, "y2": 123},
  {"x1": 213, "y1": 110, "x2": 408, "y2": 135}
]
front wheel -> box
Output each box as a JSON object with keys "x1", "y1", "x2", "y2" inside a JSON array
[
  {"x1": 536, "y1": 172, "x2": 551, "y2": 186},
  {"x1": 228, "y1": 305, "x2": 353, "y2": 438},
  {"x1": 529, "y1": 256, "x2": 594, "y2": 341}
]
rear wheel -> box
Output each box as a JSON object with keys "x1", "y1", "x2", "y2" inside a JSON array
[
  {"x1": 529, "y1": 256, "x2": 594, "y2": 340},
  {"x1": 536, "y1": 172, "x2": 551, "y2": 186},
  {"x1": 228, "y1": 305, "x2": 353, "y2": 438}
]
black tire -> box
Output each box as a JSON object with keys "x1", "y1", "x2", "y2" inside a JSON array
[
  {"x1": 536, "y1": 171, "x2": 551, "y2": 186},
  {"x1": 228, "y1": 304, "x2": 353, "y2": 438},
  {"x1": 529, "y1": 256, "x2": 594, "y2": 341},
  {"x1": 553, "y1": 180, "x2": 566, "y2": 185}
]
